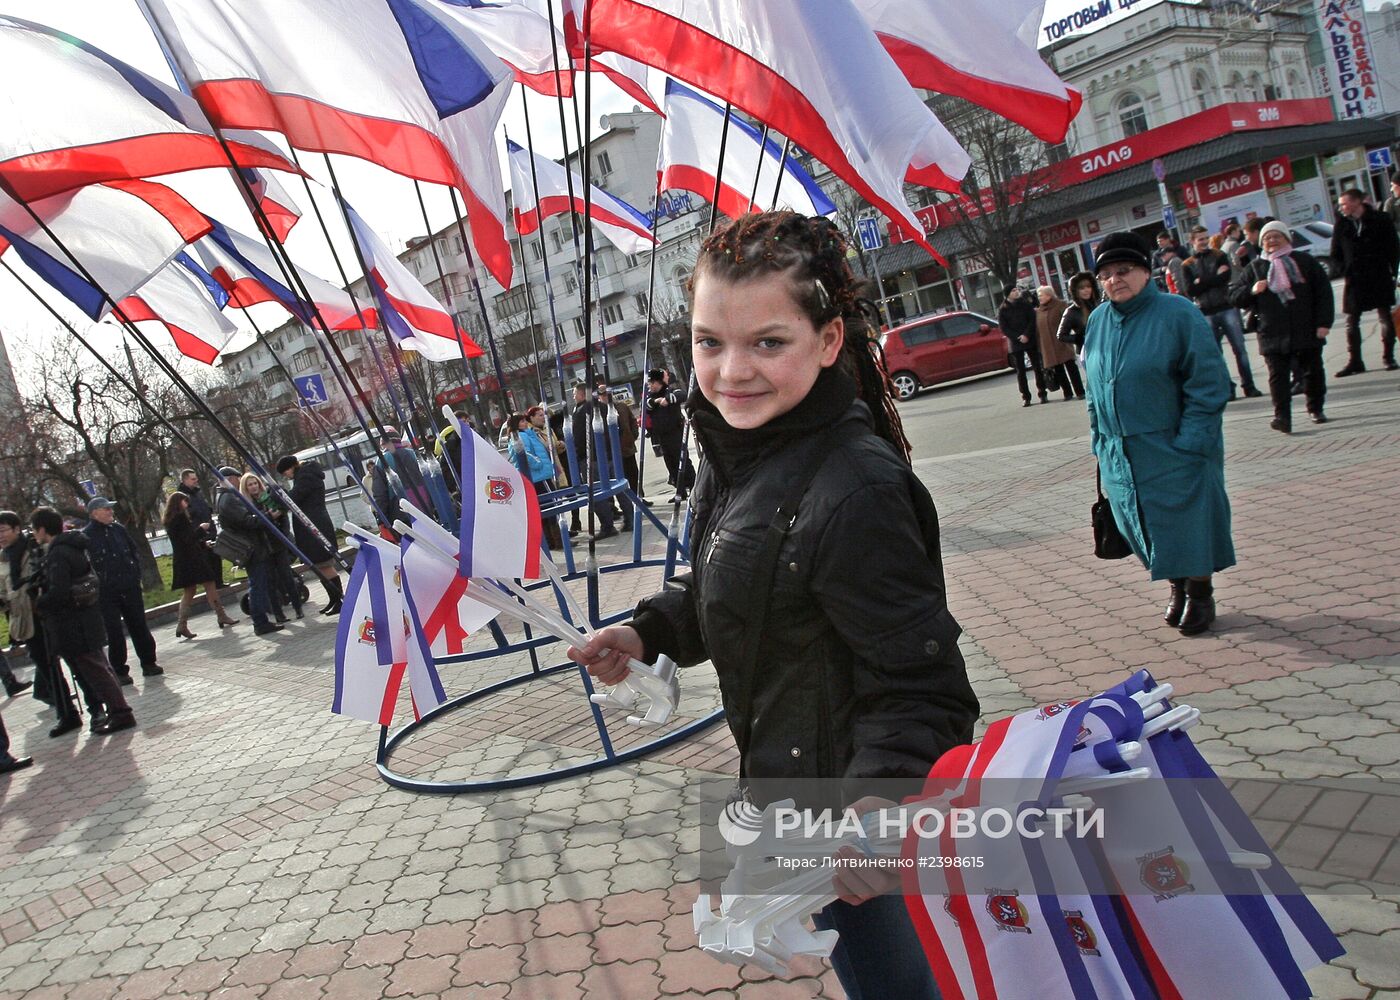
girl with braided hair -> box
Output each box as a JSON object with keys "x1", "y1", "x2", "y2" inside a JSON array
[{"x1": 570, "y1": 211, "x2": 977, "y2": 998}]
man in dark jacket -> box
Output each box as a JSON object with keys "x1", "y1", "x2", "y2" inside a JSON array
[
  {"x1": 596, "y1": 387, "x2": 636, "y2": 531},
  {"x1": 1184, "y1": 226, "x2": 1262, "y2": 398},
  {"x1": 31, "y1": 507, "x2": 135, "y2": 735},
  {"x1": 571, "y1": 383, "x2": 617, "y2": 537},
  {"x1": 275, "y1": 455, "x2": 343, "y2": 615},
  {"x1": 82, "y1": 497, "x2": 161, "y2": 682},
  {"x1": 175, "y1": 468, "x2": 223, "y2": 586},
  {"x1": 1230, "y1": 220, "x2": 1335, "y2": 431},
  {"x1": 1330, "y1": 188, "x2": 1400, "y2": 376},
  {"x1": 997, "y1": 286, "x2": 1045, "y2": 406}
]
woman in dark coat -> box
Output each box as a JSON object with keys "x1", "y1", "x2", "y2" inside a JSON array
[
  {"x1": 569, "y1": 212, "x2": 978, "y2": 1000},
  {"x1": 276, "y1": 455, "x2": 343, "y2": 615},
  {"x1": 1230, "y1": 220, "x2": 1335, "y2": 432},
  {"x1": 163, "y1": 492, "x2": 237, "y2": 639},
  {"x1": 1056, "y1": 271, "x2": 1099, "y2": 354}
]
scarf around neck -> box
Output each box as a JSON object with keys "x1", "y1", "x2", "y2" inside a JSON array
[{"x1": 1263, "y1": 247, "x2": 1301, "y2": 303}]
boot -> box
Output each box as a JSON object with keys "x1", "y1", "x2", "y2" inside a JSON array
[
  {"x1": 1162, "y1": 579, "x2": 1187, "y2": 627},
  {"x1": 214, "y1": 597, "x2": 239, "y2": 628},
  {"x1": 175, "y1": 619, "x2": 197, "y2": 640},
  {"x1": 320, "y1": 576, "x2": 344, "y2": 616},
  {"x1": 1178, "y1": 579, "x2": 1216, "y2": 636}
]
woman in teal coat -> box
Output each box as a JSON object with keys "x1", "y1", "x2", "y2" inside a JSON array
[{"x1": 1083, "y1": 232, "x2": 1235, "y2": 635}]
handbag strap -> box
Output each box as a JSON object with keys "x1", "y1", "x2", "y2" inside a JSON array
[{"x1": 1096, "y1": 463, "x2": 1105, "y2": 500}]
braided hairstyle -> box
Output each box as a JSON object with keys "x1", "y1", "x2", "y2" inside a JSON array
[{"x1": 689, "y1": 211, "x2": 912, "y2": 462}]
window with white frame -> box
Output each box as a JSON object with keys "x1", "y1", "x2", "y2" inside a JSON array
[
  {"x1": 1116, "y1": 92, "x2": 1148, "y2": 137},
  {"x1": 1192, "y1": 70, "x2": 1214, "y2": 113},
  {"x1": 602, "y1": 303, "x2": 624, "y2": 326}
]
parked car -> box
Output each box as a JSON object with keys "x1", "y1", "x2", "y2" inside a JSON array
[
  {"x1": 1283, "y1": 221, "x2": 1336, "y2": 276},
  {"x1": 881, "y1": 311, "x2": 1008, "y2": 400}
]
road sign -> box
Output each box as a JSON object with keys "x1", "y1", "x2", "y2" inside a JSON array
[
  {"x1": 1162, "y1": 205, "x2": 1177, "y2": 231},
  {"x1": 1151, "y1": 158, "x2": 1167, "y2": 182},
  {"x1": 1367, "y1": 147, "x2": 1393, "y2": 171},
  {"x1": 79, "y1": 480, "x2": 97, "y2": 498},
  {"x1": 294, "y1": 373, "x2": 328, "y2": 407},
  {"x1": 856, "y1": 217, "x2": 883, "y2": 252}
]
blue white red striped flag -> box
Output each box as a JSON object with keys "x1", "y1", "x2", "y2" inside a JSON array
[
  {"x1": 658, "y1": 80, "x2": 835, "y2": 222},
  {"x1": 242, "y1": 168, "x2": 302, "y2": 241},
  {"x1": 579, "y1": 0, "x2": 969, "y2": 258},
  {"x1": 344, "y1": 204, "x2": 484, "y2": 363},
  {"x1": 194, "y1": 218, "x2": 367, "y2": 331},
  {"x1": 0, "y1": 16, "x2": 294, "y2": 204},
  {"x1": 557, "y1": 0, "x2": 666, "y2": 113},
  {"x1": 506, "y1": 140, "x2": 654, "y2": 255},
  {"x1": 420, "y1": 0, "x2": 573, "y2": 97},
  {"x1": 113, "y1": 256, "x2": 238, "y2": 364},
  {"x1": 456, "y1": 423, "x2": 542, "y2": 581},
  {"x1": 142, "y1": 0, "x2": 517, "y2": 287},
  {"x1": 851, "y1": 0, "x2": 1081, "y2": 144},
  {"x1": 333, "y1": 532, "x2": 408, "y2": 725},
  {"x1": 399, "y1": 510, "x2": 500, "y2": 661},
  {"x1": 0, "y1": 179, "x2": 209, "y2": 321}
]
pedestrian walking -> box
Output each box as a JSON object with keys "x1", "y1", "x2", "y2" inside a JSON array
[
  {"x1": 1152, "y1": 231, "x2": 1188, "y2": 294},
  {"x1": 175, "y1": 468, "x2": 224, "y2": 587},
  {"x1": 1382, "y1": 176, "x2": 1400, "y2": 238},
  {"x1": 252, "y1": 483, "x2": 303, "y2": 623},
  {"x1": 1035, "y1": 285, "x2": 1084, "y2": 399},
  {"x1": 1230, "y1": 221, "x2": 1334, "y2": 432},
  {"x1": 275, "y1": 454, "x2": 344, "y2": 615},
  {"x1": 1056, "y1": 271, "x2": 1099, "y2": 359},
  {"x1": 1083, "y1": 232, "x2": 1235, "y2": 636},
  {"x1": 81, "y1": 497, "x2": 162, "y2": 681},
  {"x1": 0, "y1": 511, "x2": 80, "y2": 731},
  {"x1": 570, "y1": 211, "x2": 977, "y2": 1000},
  {"x1": 162, "y1": 492, "x2": 238, "y2": 639},
  {"x1": 599, "y1": 386, "x2": 641, "y2": 497},
  {"x1": 998, "y1": 285, "x2": 1046, "y2": 406},
  {"x1": 0, "y1": 513, "x2": 38, "y2": 700},
  {"x1": 30, "y1": 506, "x2": 136, "y2": 735},
  {"x1": 1330, "y1": 188, "x2": 1400, "y2": 376},
  {"x1": 1184, "y1": 226, "x2": 1262, "y2": 398}
]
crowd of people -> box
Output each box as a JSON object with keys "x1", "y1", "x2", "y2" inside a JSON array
[{"x1": 998, "y1": 184, "x2": 1400, "y2": 437}]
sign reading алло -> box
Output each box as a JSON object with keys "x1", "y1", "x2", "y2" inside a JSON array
[{"x1": 1318, "y1": 0, "x2": 1382, "y2": 120}]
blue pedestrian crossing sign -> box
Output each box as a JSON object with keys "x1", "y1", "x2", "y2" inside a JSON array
[
  {"x1": 79, "y1": 480, "x2": 97, "y2": 498},
  {"x1": 857, "y1": 217, "x2": 883, "y2": 252},
  {"x1": 1367, "y1": 147, "x2": 1393, "y2": 172},
  {"x1": 294, "y1": 373, "x2": 328, "y2": 407}
]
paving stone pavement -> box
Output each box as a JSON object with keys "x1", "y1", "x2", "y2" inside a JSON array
[{"x1": 1, "y1": 367, "x2": 1398, "y2": 998}]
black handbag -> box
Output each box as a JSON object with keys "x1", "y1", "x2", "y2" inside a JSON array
[
  {"x1": 70, "y1": 570, "x2": 100, "y2": 608},
  {"x1": 1092, "y1": 466, "x2": 1132, "y2": 560},
  {"x1": 211, "y1": 530, "x2": 255, "y2": 567}
]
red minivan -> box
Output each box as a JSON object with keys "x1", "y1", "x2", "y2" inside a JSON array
[{"x1": 880, "y1": 311, "x2": 1008, "y2": 401}]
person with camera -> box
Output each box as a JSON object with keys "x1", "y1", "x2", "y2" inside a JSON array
[
  {"x1": 82, "y1": 497, "x2": 162, "y2": 683},
  {"x1": 30, "y1": 506, "x2": 136, "y2": 736}
]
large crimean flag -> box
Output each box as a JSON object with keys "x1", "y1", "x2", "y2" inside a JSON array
[
  {"x1": 456, "y1": 423, "x2": 542, "y2": 581},
  {"x1": 333, "y1": 530, "x2": 408, "y2": 725}
]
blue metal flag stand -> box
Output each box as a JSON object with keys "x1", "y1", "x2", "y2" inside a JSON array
[{"x1": 375, "y1": 408, "x2": 719, "y2": 793}]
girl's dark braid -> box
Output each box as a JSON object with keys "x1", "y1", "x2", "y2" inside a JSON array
[{"x1": 694, "y1": 212, "x2": 913, "y2": 462}]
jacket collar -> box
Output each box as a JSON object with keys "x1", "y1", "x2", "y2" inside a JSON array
[{"x1": 1110, "y1": 278, "x2": 1161, "y2": 319}]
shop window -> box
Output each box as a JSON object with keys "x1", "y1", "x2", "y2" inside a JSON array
[{"x1": 1116, "y1": 92, "x2": 1148, "y2": 137}]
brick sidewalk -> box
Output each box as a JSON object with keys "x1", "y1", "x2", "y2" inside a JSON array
[{"x1": 0, "y1": 373, "x2": 1397, "y2": 998}]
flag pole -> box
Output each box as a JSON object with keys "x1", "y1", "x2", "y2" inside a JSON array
[
  {"x1": 517, "y1": 93, "x2": 572, "y2": 405},
  {"x1": 0, "y1": 192, "x2": 335, "y2": 571},
  {"x1": 635, "y1": 165, "x2": 665, "y2": 502},
  {"x1": 581, "y1": 2, "x2": 600, "y2": 571},
  {"x1": 500, "y1": 126, "x2": 548, "y2": 409},
  {"x1": 289, "y1": 151, "x2": 430, "y2": 449},
  {"x1": 748, "y1": 125, "x2": 770, "y2": 212},
  {"x1": 445, "y1": 185, "x2": 513, "y2": 421},
  {"x1": 0, "y1": 255, "x2": 342, "y2": 569},
  {"x1": 708, "y1": 103, "x2": 734, "y2": 234},
  {"x1": 772, "y1": 139, "x2": 792, "y2": 206}
]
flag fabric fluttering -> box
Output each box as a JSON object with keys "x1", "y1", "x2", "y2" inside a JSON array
[
  {"x1": 456, "y1": 422, "x2": 542, "y2": 581},
  {"x1": 141, "y1": 0, "x2": 517, "y2": 287},
  {"x1": 0, "y1": 15, "x2": 295, "y2": 204},
  {"x1": 0, "y1": 179, "x2": 210, "y2": 321},
  {"x1": 557, "y1": 0, "x2": 666, "y2": 113},
  {"x1": 333, "y1": 531, "x2": 409, "y2": 725},
  {"x1": 850, "y1": 0, "x2": 1082, "y2": 145},
  {"x1": 399, "y1": 508, "x2": 500, "y2": 659},
  {"x1": 343, "y1": 203, "x2": 484, "y2": 363},
  {"x1": 506, "y1": 140, "x2": 654, "y2": 255},
  {"x1": 658, "y1": 80, "x2": 836, "y2": 222},
  {"x1": 194, "y1": 217, "x2": 368, "y2": 331},
  {"x1": 580, "y1": 0, "x2": 970, "y2": 258},
  {"x1": 114, "y1": 255, "x2": 239, "y2": 364},
  {"x1": 242, "y1": 168, "x2": 302, "y2": 241},
  {"x1": 419, "y1": 0, "x2": 573, "y2": 97}
]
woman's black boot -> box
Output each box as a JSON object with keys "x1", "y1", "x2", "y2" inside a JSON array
[
  {"x1": 1162, "y1": 578, "x2": 1187, "y2": 627},
  {"x1": 1178, "y1": 579, "x2": 1216, "y2": 636}
]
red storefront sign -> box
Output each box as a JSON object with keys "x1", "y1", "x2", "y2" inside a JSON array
[
  {"x1": 1195, "y1": 165, "x2": 1263, "y2": 202},
  {"x1": 889, "y1": 99, "x2": 1333, "y2": 241},
  {"x1": 1261, "y1": 154, "x2": 1293, "y2": 189},
  {"x1": 1038, "y1": 220, "x2": 1083, "y2": 249}
]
